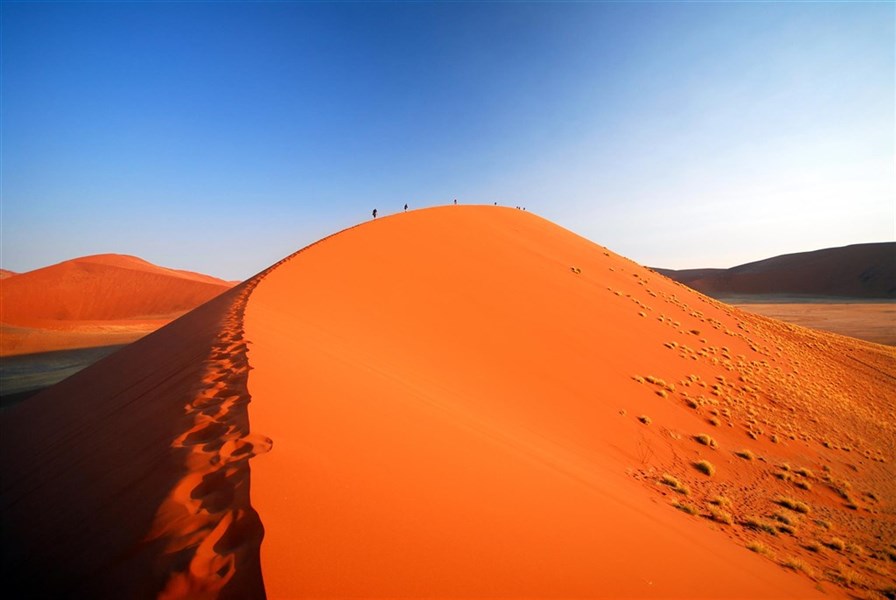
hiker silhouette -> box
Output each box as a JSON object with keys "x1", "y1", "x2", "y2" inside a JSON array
[
  {"x1": 404, "y1": 203, "x2": 408, "y2": 212},
  {"x1": 453, "y1": 198, "x2": 457, "y2": 205},
  {"x1": 372, "y1": 209, "x2": 377, "y2": 219}
]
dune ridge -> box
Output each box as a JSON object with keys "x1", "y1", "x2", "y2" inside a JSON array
[{"x1": 1, "y1": 207, "x2": 893, "y2": 598}]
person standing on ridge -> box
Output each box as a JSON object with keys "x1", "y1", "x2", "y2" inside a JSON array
[
  {"x1": 372, "y1": 208, "x2": 377, "y2": 219},
  {"x1": 404, "y1": 203, "x2": 408, "y2": 212},
  {"x1": 453, "y1": 198, "x2": 457, "y2": 205}
]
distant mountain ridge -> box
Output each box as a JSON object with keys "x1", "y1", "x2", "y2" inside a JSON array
[{"x1": 655, "y1": 242, "x2": 895, "y2": 299}]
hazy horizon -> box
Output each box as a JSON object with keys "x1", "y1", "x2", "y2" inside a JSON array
[{"x1": 2, "y1": 1, "x2": 893, "y2": 280}]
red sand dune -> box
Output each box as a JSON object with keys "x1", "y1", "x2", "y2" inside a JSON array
[
  {"x1": 656, "y1": 242, "x2": 896, "y2": 299},
  {"x1": 0, "y1": 269, "x2": 16, "y2": 279},
  {"x1": 1, "y1": 254, "x2": 234, "y2": 355},
  {"x1": 1, "y1": 207, "x2": 894, "y2": 598}
]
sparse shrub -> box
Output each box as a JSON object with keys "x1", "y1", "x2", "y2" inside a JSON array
[
  {"x1": 771, "y1": 512, "x2": 794, "y2": 525},
  {"x1": 734, "y1": 449, "x2": 755, "y2": 460},
  {"x1": 632, "y1": 375, "x2": 645, "y2": 384},
  {"x1": 775, "y1": 471, "x2": 793, "y2": 482},
  {"x1": 805, "y1": 542, "x2": 822, "y2": 553},
  {"x1": 776, "y1": 497, "x2": 810, "y2": 513},
  {"x1": 673, "y1": 500, "x2": 698, "y2": 515},
  {"x1": 708, "y1": 417, "x2": 720, "y2": 426},
  {"x1": 743, "y1": 516, "x2": 778, "y2": 535},
  {"x1": 780, "y1": 557, "x2": 807, "y2": 572},
  {"x1": 709, "y1": 495, "x2": 730, "y2": 506},
  {"x1": 815, "y1": 519, "x2": 832, "y2": 530},
  {"x1": 825, "y1": 537, "x2": 846, "y2": 551},
  {"x1": 795, "y1": 480, "x2": 812, "y2": 491},
  {"x1": 708, "y1": 507, "x2": 733, "y2": 525},
  {"x1": 693, "y1": 460, "x2": 715, "y2": 476},
  {"x1": 794, "y1": 467, "x2": 814, "y2": 478},
  {"x1": 638, "y1": 415, "x2": 651, "y2": 425},
  {"x1": 695, "y1": 434, "x2": 717, "y2": 448},
  {"x1": 656, "y1": 389, "x2": 668, "y2": 398},
  {"x1": 747, "y1": 541, "x2": 771, "y2": 555},
  {"x1": 660, "y1": 474, "x2": 689, "y2": 495}
]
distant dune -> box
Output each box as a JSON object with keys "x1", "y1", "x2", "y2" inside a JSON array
[
  {"x1": 0, "y1": 254, "x2": 234, "y2": 356},
  {"x1": 0, "y1": 269, "x2": 16, "y2": 279},
  {"x1": 2, "y1": 207, "x2": 893, "y2": 599},
  {"x1": 656, "y1": 242, "x2": 896, "y2": 299}
]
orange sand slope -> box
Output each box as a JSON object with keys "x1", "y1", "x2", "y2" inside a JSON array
[
  {"x1": 246, "y1": 207, "x2": 894, "y2": 598},
  {"x1": 1, "y1": 253, "x2": 234, "y2": 355},
  {"x1": 1, "y1": 207, "x2": 893, "y2": 599}
]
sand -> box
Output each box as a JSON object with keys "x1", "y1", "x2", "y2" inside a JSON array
[
  {"x1": 244, "y1": 207, "x2": 893, "y2": 598},
  {"x1": 1, "y1": 254, "x2": 233, "y2": 356},
  {"x1": 731, "y1": 302, "x2": 896, "y2": 346},
  {"x1": 2, "y1": 206, "x2": 893, "y2": 598}
]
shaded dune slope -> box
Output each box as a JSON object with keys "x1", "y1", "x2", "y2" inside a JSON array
[
  {"x1": 1, "y1": 254, "x2": 233, "y2": 327},
  {"x1": 657, "y1": 242, "x2": 896, "y2": 298},
  {"x1": 1, "y1": 280, "x2": 267, "y2": 598},
  {"x1": 245, "y1": 207, "x2": 894, "y2": 598}
]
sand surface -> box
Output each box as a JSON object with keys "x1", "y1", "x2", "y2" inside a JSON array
[
  {"x1": 729, "y1": 302, "x2": 896, "y2": 346},
  {"x1": 2, "y1": 207, "x2": 893, "y2": 598},
  {"x1": 1, "y1": 254, "x2": 233, "y2": 356},
  {"x1": 244, "y1": 207, "x2": 894, "y2": 598}
]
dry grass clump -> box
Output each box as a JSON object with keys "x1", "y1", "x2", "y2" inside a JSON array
[
  {"x1": 825, "y1": 537, "x2": 846, "y2": 551},
  {"x1": 794, "y1": 467, "x2": 814, "y2": 478},
  {"x1": 734, "y1": 449, "x2": 755, "y2": 460},
  {"x1": 632, "y1": 375, "x2": 646, "y2": 384},
  {"x1": 805, "y1": 541, "x2": 822, "y2": 553},
  {"x1": 776, "y1": 497, "x2": 810, "y2": 513},
  {"x1": 656, "y1": 389, "x2": 668, "y2": 398},
  {"x1": 815, "y1": 519, "x2": 832, "y2": 530},
  {"x1": 743, "y1": 516, "x2": 778, "y2": 535},
  {"x1": 570, "y1": 266, "x2": 582, "y2": 274},
  {"x1": 708, "y1": 507, "x2": 733, "y2": 525},
  {"x1": 638, "y1": 415, "x2": 651, "y2": 425},
  {"x1": 672, "y1": 500, "x2": 699, "y2": 515},
  {"x1": 746, "y1": 541, "x2": 772, "y2": 555},
  {"x1": 694, "y1": 434, "x2": 717, "y2": 448},
  {"x1": 709, "y1": 495, "x2": 730, "y2": 507},
  {"x1": 693, "y1": 460, "x2": 715, "y2": 476},
  {"x1": 795, "y1": 479, "x2": 812, "y2": 491},
  {"x1": 660, "y1": 474, "x2": 690, "y2": 495},
  {"x1": 780, "y1": 556, "x2": 809, "y2": 573}
]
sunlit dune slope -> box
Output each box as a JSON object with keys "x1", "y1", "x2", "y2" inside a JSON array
[
  {"x1": 657, "y1": 242, "x2": 896, "y2": 299},
  {"x1": 245, "y1": 206, "x2": 895, "y2": 598},
  {"x1": 0, "y1": 269, "x2": 16, "y2": 279},
  {"x1": 0, "y1": 254, "x2": 234, "y2": 355},
  {"x1": 1, "y1": 254, "x2": 233, "y2": 325}
]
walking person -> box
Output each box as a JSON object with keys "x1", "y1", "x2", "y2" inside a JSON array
[
  {"x1": 404, "y1": 203, "x2": 408, "y2": 212},
  {"x1": 372, "y1": 208, "x2": 377, "y2": 219},
  {"x1": 453, "y1": 198, "x2": 457, "y2": 205}
]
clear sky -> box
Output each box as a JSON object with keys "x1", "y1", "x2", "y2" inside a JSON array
[{"x1": 2, "y1": 1, "x2": 893, "y2": 280}]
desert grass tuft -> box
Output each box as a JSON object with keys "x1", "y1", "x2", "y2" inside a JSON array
[
  {"x1": 776, "y1": 497, "x2": 810, "y2": 513},
  {"x1": 734, "y1": 449, "x2": 755, "y2": 460},
  {"x1": 660, "y1": 474, "x2": 690, "y2": 495},
  {"x1": 672, "y1": 501, "x2": 699, "y2": 515},
  {"x1": 693, "y1": 459, "x2": 715, "y2": 476},
  {"x1": 694, "y1": 434, "x2": 717, "y2": 448},
  {"x1": 708, "y1": 507, "x2": 733, "y2": 525},
  {"x1": 825, "y1": 537, "x2": 846, "y2": 551},
  {"x1": 743, "y1": 516, "x2": 778, "y2": 535},
  {"x1": 638, "y1": 415, "x2": 651, "y2": 425},
  {"x1": 746, "y1": 541, "x2": 772, "y2": 555}
]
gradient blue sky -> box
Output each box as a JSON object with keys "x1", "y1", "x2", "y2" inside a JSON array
[{"x1": 2, "y1": 1, "x2": 893, "y2": 280}]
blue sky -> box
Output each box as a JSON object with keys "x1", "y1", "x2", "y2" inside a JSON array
[{"x1": 2, "y1": 1, "x2": 893, "y2": 280}]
